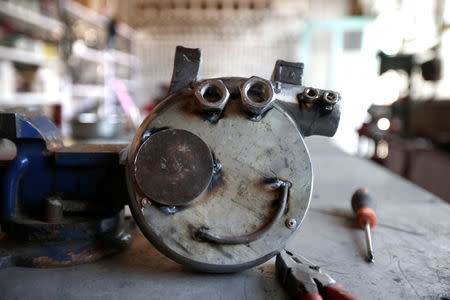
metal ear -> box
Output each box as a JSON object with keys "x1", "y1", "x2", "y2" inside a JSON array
[{"x1": 168, "y1": 46, "x2": 202, "y2": 95}]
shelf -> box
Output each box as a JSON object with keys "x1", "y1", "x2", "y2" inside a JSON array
[
  {"x1": 0, "y1": 45, "x2": 58, "y2": 66},
  {"x1": 0, "y1": 93, "x2": 61, "y2": 106},
  {"x1": 0, "y1": 2, "x2": 64, "y2": 39},
  {"x1": 72, "y1": 81, "x2": 136, "y2": 98},
  {"x1": 72, "y1": 84, "x2": 105, "y2": 98},
  {"x1": 64, "y1": 0, "x2": 136, "y2": 40},
  {"x1": 73, "y1": 45, "x2": 137, "y2": 67}
]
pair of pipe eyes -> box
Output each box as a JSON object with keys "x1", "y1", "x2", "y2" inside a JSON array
[
  {"x1": 303, "y1": 87, "x2": 339, "y2": 105},
  {"x1": 197, "y1": 79, "x2": 273, "y2": 106}
]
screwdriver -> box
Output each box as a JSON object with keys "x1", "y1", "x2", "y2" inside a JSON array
[{"x1": 351, "y1": 188, "x2": 377, "y2": 263}]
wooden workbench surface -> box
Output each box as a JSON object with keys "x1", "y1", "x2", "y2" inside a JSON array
[{"x1": 0, "y1": 137, "x2": 449, "y2": 299}]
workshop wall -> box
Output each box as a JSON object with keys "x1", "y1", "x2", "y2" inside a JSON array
[{"x1": 133, "y1": 0, "x2": 352, "y2": 106}]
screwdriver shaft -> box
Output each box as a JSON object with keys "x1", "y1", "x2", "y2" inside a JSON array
[{"x1": 364, "y1": 222, "x2": 375, "y2": 263}]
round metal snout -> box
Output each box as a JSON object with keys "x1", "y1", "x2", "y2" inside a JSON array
[
  {"x1": 240, "y1": 76, "x2": 275, "y2": 116},
  {"x1": 195, "y1": 79, "x2": 230, "y2": 111},
  {"x1": 134, "y1": 129, "x2": 214, "y2": 206},
  {"x1": 302, "y1": 87, "x2": 320, "y2": 102},
  {"x1": 322, "y1": 91, "x2": 340, "y2": 107}
]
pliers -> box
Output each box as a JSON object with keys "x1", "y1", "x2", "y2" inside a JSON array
[{"x1": 276, "y1": 250, "x2": 359, "y2": 300}]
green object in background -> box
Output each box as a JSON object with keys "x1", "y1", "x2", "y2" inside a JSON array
[{"x1": 299, "y1": 17, "x2": 374, "y2": 89}]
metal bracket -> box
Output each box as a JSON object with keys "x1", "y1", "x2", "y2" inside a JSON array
[
  {"x1": 168, "y1": 46, "x2": 202, "y2": 95},
  {"x1": 192, "y1": 179, "x2": 292, "y2": 244},
  {"x1": 271, "y1": 60, "x2": 304, "y2": 86}
]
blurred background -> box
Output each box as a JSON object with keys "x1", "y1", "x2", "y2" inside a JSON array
[{"x1": 1, "y1": 0, "x2": 449, "y2": 201}]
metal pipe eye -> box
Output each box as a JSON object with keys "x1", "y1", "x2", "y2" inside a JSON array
[
  {"x1": 322, "y1": 91, "x2": 339, "y2": 105},
  {"x1": 303, "y1": 87, "x2": 319, "y2": 102}
]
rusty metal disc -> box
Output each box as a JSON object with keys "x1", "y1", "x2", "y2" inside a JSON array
[
  {"x1": 134, "y1": 129, "x2": 214, "y2": 206},
  {"x1": 126, "y1": 92, "x2": 313, "y2": 273}
]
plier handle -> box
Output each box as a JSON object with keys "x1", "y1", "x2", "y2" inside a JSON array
[{"x1": 276, "y1": 250, "x2": 359, "y2": 300}]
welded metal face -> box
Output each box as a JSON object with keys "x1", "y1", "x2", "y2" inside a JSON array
[
  {"x1": 126, "y1": 46, "x2": 341, "y2": 273},
  {"x1": 127, "y1": 95, "x2": 312, "y2": 272},
  {"x1": 135, "y1": 129, "x2": 214, "y2": 206}
]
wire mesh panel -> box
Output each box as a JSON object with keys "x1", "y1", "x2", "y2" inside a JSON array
[{"x1": 133, "y1": 0, "x2": 307, "y2": 105}]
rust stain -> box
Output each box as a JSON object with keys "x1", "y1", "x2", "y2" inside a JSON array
[{"x1": 31, "y1": 247, "x2": 117, "y2": 267}]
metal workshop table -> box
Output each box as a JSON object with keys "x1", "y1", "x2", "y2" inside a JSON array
[{"x1": 0, "y1": 137, "x2": 449, "y2": 300}]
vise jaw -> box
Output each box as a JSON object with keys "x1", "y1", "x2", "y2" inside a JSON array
[{"x1": 0, "y1": 113, "x2": 131, "y2": 268}]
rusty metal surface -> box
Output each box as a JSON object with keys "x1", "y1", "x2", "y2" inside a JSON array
[
  {"x1": 6, "y1": 213, "x2": 122, "y2": 242},
  {"x1": 127, "y1": 97, "x2": 313, "y2": 272},
  {"x1": 135, "y1": 129, "x2": 214, "y2": 206},
  {"x1": 0, "y1": 219, "x2": 133, "y2": 268}
]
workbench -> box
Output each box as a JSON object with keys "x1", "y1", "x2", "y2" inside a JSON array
[{"x1": 0, "y1": 137, "x2": 449, "y2": 299}]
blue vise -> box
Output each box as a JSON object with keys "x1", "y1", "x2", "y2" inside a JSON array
[{"x1": 0, "y1": 113, "x2": 131, "y2": 267}]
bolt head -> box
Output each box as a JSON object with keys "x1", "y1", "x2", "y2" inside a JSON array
[
  {"x1": 285, "y1": 218, "x2": 297, "y2": 229},
  {"x1": 240, "y1": 76, "x2": 275, "y2": 116},
  {"x1": 194, "y1": 79, "x2": 230, "y2": 111},
  {"x1": 141, "y1": 197, "x2": 151, "y2": 208}
]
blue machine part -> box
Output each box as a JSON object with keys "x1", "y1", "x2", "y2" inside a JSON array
[
  {"x1": 0, "y1": 113, "x2": 128, "y2": 226},
  {"x1": 0, "y1": 113, "x2": 63, "y2": 147},
  {"x1": 0, "y1": 113, "x2": 132, "y2": 268}
]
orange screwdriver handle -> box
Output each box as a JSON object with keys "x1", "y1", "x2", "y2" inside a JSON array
[
  {"x1": 351, "y1": 188, "x2": 377, "y2": 229},
  {"x1": 355, "y1": 207, "x2": 376, "y2": 229}
]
